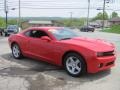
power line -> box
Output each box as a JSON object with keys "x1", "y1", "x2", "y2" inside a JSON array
[
  {"x1": 6, "y1": 0, "x2": 118, "y2": 6},
  {"x1": 6, "y1": 1, "x2": 118, "y2": 9},
  {"x1": 6, "y1": 2, "x2": 90, "y2": 7},
  {"x1": 7, "y1": 3, "x2": 86, "y2": 5},
  {"x1": 0, "y1": 3, "x2": 4, "y2": 4},
  {"x1": 6, "y1": 1, "x2": 91, "y2": 5},
  {"x1": 8, "y1": 4, "x2": 89, "y2": 7},
  {"x1": 6, "y1": 3, "x2": 118, "y2": 9},
  {"x1": 20, "y1": 7, "x2": 93, "y2": 9},
  {"x1": 17, "y1": 7, "x2": 115, "y2": 10},
  {"x1": 6, "y1": 4, "x2": 116, "y2": 11},
  {"x1": 7, "y1": 0, "x2": 106, "y2": 5},
  {"x1": 7, "y1": 0, "x2": 93, "y2": 3},
  {"x1": 6, "y1": 0, "x2": 116, "y2": 5},
  {"x1": 8, "y1": 0, "x2": 55, "y2": 2}
]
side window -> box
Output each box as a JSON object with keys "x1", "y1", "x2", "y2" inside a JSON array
[
  {"x1": 24, "y1": 31, "x2": 31, "y2": 37},
  {"x1": 25, "y1": 30, "x2": 49, "y2": 38}
]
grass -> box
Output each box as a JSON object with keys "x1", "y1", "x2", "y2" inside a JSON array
[{"x1": 102, "y1": 25, "x2": 120, "y2": 34}]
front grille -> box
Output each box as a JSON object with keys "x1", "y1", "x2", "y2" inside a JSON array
[
  {"x1": 103, "y1": 51, "x2": 114, "y2": 56},
  {"x1": 8, "y1": 30, "x2": 14, "y2": 33}
]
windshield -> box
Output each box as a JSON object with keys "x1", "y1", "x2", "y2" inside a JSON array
[
  {"x1": 48, "y1": 28, "x2": 79, "y2": 40},
  {"x1": 8, "y1": 25, "x2": 18, "y2": 30}
]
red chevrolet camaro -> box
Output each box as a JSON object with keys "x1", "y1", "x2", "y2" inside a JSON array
[{"x1": 8, "y1": 27, "x2": 116, "y2": 77}]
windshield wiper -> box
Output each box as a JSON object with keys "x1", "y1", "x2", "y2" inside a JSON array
[{"x1": 60, "y1": 38, "x2": 71, "y2": 40}]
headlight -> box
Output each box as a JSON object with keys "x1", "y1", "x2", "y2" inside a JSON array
[
  {"x1": 97, "y1": 51, "x2": 115, "y2": 57},
  {"x1": 97, "y1": 52, "x2": 104, "y2": 57}
]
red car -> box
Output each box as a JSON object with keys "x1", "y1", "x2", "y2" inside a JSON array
[{"x1": 8, "y1": 27, "x2": 116, "y2": 77}]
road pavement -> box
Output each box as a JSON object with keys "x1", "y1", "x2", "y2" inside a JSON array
[{"x1": 0, "y1": 31, "x2": 120, "y2": 90}]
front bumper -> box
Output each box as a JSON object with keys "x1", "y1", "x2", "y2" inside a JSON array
[
  {"x1": 87, "y1": 55, "x2": 116, "y2": 73},
  {"x1": 7, "y1": 32, "x2": 14, "y2": 35}
]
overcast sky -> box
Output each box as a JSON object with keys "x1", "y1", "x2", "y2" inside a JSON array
[{"x1": 0, "y1": 0, "x2": 120, "y2": 18}]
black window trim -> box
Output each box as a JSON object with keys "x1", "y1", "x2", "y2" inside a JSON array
[{"x1": 24, "y1": 29, "x2": 51, "y2": 39}]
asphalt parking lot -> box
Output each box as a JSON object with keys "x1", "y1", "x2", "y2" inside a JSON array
[{"x1": 0, "y1": 31, "x2": 120, "y2": 90}]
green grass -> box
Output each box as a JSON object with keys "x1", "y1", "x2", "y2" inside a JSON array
[{"x1": 102, "y1": 25, "x2": 120, "y2": 34}]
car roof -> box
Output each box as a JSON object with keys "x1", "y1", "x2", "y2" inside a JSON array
[{"x1": 27, "y1": 27, "x2": 64, "y2": 31}]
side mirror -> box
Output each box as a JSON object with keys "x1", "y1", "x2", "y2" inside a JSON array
[{"x1": 41, "y1": 36, "x2": 51, "y2": 42}]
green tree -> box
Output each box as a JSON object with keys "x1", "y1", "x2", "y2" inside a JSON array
[
  {"x1": 0, "y1": 17, "x2": 5, "y2": 27},
  {"x1": 92, "y1": 11, "x2": 109, "y2": 21},
  {"x1": 95, "y1": 12, "x2": 103, "y2": 20},
  {"x1": 111, "y1": 12, "x2": 119, "y2": 18},
  {"x1": 0, "y1": 17, "x2": 17, "y2": 28},
  {"x1": 8, "y1": 19, "x2": 17, "y2": 25},
  {"x1": 61, "y1": 18, "x2": 85, "y2": 27},
  {"x1": 103, "y1": 11, "x2": 109, "y2": 20}
]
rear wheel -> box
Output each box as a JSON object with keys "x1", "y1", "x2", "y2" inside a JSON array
[
  {"x1": 63, "y1": 53, "x2": 86, "y2": 77},
  {"x1": 92, "y1": 29, "x2": 95, "y2": 32},
  {"x1": 12, "y1": 43, "x2": 23, "y2": 59}
]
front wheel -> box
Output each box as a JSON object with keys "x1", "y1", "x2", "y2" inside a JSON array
[
  {"x1": 63, "y1": 53, "x2": 86, "y2": 77},
  {"x1": 12, "y1": 43, "x2": 23, "y2": 59}
]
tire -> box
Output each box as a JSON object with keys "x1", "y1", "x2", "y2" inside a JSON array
[
  {"x1": 63, "y1": 53, "x2": 86, "y2": 77},
  {"x1": 12, "y1": 43, "x2": 23, "y2": 59},
  {"x1": 5, "y1": 33, "x2": 8, "y2": 37}
]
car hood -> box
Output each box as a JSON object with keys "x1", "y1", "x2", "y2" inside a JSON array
[{"x1": 61, "y1": 37, "x2": 115, "y2": 52}]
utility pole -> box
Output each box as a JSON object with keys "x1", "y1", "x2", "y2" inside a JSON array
[
  {"x1": 102, "y1": 0, "x2": 106, "y2": 30},
  {"x1": 87, "y1": 0, "x2": 90, "y2": 27},
  {"x1": 18, "y1": 0, "x2": 21, "y2": 28},
  {"x1": 70, "y1": 12, "x2": 73, "y2": 27},
  {"x1": 4, "y1": 0, "x2": 8, "y2": 29}
]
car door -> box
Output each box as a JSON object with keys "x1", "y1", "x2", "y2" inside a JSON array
[
  {"x1": 28, "y1": 29, "x2": 62, "y2": 62},
  {"x1": 40, "y1": 38, "x2": 62, "y2": 62},
  {"x1": 27, "y1": 30, "x2": 45, "y2": 58},
  {"x1": 20, "y1": 30, "x2": 31, "y2": 55}
]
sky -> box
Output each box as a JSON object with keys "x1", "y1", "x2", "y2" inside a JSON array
[{"x1": 0, "y1": 0, "x2": 120, "y2": 18}]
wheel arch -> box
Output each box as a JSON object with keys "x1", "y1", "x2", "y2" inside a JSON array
[
  {"x1": 11, "y1": 41, "x2": 19, "y2": 49},
  {"x1": 62, "y1": 50, "x2": 87, "y2": 72}
]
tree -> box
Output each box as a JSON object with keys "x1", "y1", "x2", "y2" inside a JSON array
[
  {"x1": 8, "y1": 19, "x2": 17, "y2": 25},
  {"x1": 95, "y1": 12, "x2": 103, "y2": 20},
  {"x1": 103, "y1": 11, "x2": 109, "y2": 20},
  {"x1": 92, "y1": 11, "x2": 109, "y2": 21},
  {"x1": 0, "y1": 17, "x2": 5, "y2": 27},
  {"x1": 61, "y1": 18, "x2": 85, "y2": 27},
  {"x1": 0, "y1": 17, "x2": 18, "y2": 28},
  {"x1": 111, "y1": 12, "x2": 119, "y2": 18}
]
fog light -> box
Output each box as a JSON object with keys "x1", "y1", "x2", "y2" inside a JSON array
[{"x1": 98, "y1": 63, "x2": 103, "y2": 68}]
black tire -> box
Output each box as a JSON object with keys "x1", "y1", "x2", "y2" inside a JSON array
[
  {"x1": 11, "y1": 43, "x2": 23, "y2": 59},
  {"x1": 63, "y1": 53, "x2": 86, "y2": 77},
  {"x1": 5, "y1": 33, "x2": 8, "y2": 37}
]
